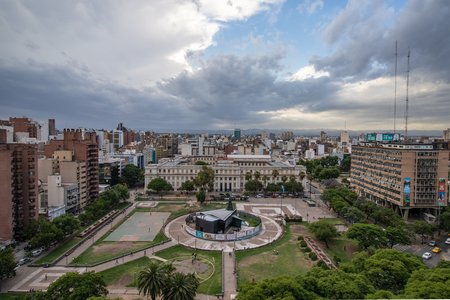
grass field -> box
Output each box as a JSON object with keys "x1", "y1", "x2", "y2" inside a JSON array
[
  {"x1": 34, "y1": 237, "x2": 81, "y2": 265},
  {"x1": 98, "y1": 256, "x2": 152, "y2": 287},
  {"x1": 322, "y1": 237, "x2": 359, "y2": 263},
  {"x1": 155, "y1": 245, "x2": 222, "y2": 295},
  {"x1": 236, "y1": 224, "x2": 315, "y2": 287},
  {"x1": 70, "y1": 232, "x2": 168, "y2": 266}
]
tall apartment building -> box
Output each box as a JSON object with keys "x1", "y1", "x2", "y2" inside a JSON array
[
  {"x1": 351, "y1": 142, "x2": 449, "y2": 219},
  {"x1": 9, "y1": 117, "x2": 38, "y2": 139},
  {"x1": 44, "y1": 129, "x2": 98, "y2": 204},
  {"x1": 0, "y1": 143, "x2": 38, "y2": 240},
  {"x1": 280, "y1": 131, "x2": 294, "y2": 141}
]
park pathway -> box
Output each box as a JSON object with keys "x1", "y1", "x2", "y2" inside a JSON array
[{"x1": 222, "y1": 249, "x2": 237, "y2": 300}]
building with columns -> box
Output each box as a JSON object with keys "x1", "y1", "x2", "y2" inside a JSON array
[{"x1": 145, "y1": 154, "x2": 305, "y2": 192}]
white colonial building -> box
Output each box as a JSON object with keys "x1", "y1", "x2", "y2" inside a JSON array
[{"x1": 145, "y1": 154, "x2": 306, "y2": 192}]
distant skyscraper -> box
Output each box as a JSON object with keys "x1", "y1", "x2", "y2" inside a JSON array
[
  {"x1": 320, "y1": 131, "x2": 327, "y2": 142},
  {"x1": 340, "y1": 130, "x2": 349, "y2": 144},
  {"x1": 234, "y1": 128, "x2": 241, "y2": 141},
  {"x1": 443, "y1": 128, "x2": 450, "y2": 141},
  {"x1": 48, "y1": 119, "x2": 56, "y2": 136}
]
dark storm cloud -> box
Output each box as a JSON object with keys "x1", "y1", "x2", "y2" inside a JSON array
[{"x1": 312, "y1": 0, "x2": 450, "y2": 82}]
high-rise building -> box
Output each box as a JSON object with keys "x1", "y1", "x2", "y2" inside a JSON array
[
  {"x1": 280, "y1": 131, "x2": 294, "y2": 141},
  {"x1": 443, "y1": 128, "x2": 450, "y2": 141},
  {"x1": 320, "y1": 131, "x2": 327, "y2": 142},
  {"x1": 9, "y1": 117, "x2": 38, "y2": 139},
  {"x1": 340, "y1": 130, "x2": 349, "y2": 144},
  {"x1": 351, "y1": 142, "x2": 449, "y2": 219},
  {"x1": 44, "y1": 129, "x2": 98, "y2": 205},
  {"x1": 48, "y1": 119, "x2": 56, "y2": 136},
  {"x1": 234, "y1": 128, "x2": 241, "y2": 141},
  {"x1": 0, "y1": 143, "x2": 38, "y2": 240}
]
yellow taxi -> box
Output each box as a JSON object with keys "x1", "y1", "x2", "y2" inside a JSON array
[{"x1": 431, "y1": 247, "x2": 442, "y2": 253}]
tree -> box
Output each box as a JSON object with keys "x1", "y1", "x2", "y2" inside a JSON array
[
  {"x1": 262, "y1": 175, "x2": 268, "y2": 189},
  {"x1": 245, "y1": 171, "x2": 252, "y2": 181},
  {"x1": 439, "y1": 209, "x2": 450, "y2": 232},
  {"x1": 303, "y1": 267, "x2": 374, "y2": 300},
  {"x1": 196, "y1": 189, "x2": 206, "y2": 204},
  {"x1": 411, "y1": 220, "x2": 436, "y2": 244},
  {"x1": 254, "y1": 171, "x2": 261, "y2": 181},
  {"x1": 284, "y1": 180, "x2": 303, "y2": 193},
  {"x1": 193, "y1": 166, "x2": 215, "y2": 192},
  {"x1": 403, "y1": 267, "x2": 450, "y2": 299},
  {"x1": 317, "y1": 167, "x2": 340, "y2": 180},
  {"x1": 180, "y1": 180, "x2": 195, "y2": 193},
  {"x1": 194, "y1": 161, "x2": 208, "y2": 165},
  {"x1": 53, "y1": 214, "x2": 80, "y2": 236},
  {"x1": 347, "y1": 223, "x2": 387, "y2": 250},
  {"x1": 0, "y1": 248, "x2": 16, "y2": 280},
  {"x1": 45, "y1": 272, "x2": 108, "y2": 300},
  {"x1": 121, "y1": 164, "x2": 144, "y2": 188},
  {"x1": 138, "y1": 261, "x2": 170, "y2": 300},
  {"x1": 309, "y1": 220, "x2": 339, "y2": 248},
  {"x1": 147, "y1": 178, "x2": 173, "y2": 195},
  {"x1": 271, "y1": 170, "x2": 279, "y2": 182},
  {"x1": 265, "y1": 183, "x2": 280, "y2": 192},
  {"x1": 341, "y1": 206, "x2": 367, "y2": 224},
  {"x1": 385, "y1": 226, "x2": 411, "y2": 248},
  {"x1": 237, "y1": 276, "x2": 318, "y2": 300},
  {"x1": 110, "y1": 165, "x2": 120, "y2": 186},
  {"x1": 27, "y1": 218, "x2": 64, "y2": 249},
  {"x1": 340, "y1": 156, "x2": 351, "y2": 173},
  {"x1": 245, "y1": 180, "x2": 263, "y2": 193},
  {"x1": 162, "y1": 272, "x2": 199, "y2": 300}
]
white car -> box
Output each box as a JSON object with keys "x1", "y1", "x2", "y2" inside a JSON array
[
  {"x1": 445, "y1": 238, "x2": 450, "y2": 245},
  {"x1": 422, "y1": 252, "x2": 432, "y2": 260}
]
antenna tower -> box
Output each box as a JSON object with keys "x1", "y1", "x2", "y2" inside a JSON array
[
  {"x1": 404, "y1": 48, "x2": 410, "y2": 140},
  {"x1": 393, "y1": 41, "x2": 398, "y2": 134}
]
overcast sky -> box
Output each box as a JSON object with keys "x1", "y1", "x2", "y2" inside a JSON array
[{"x1": 1, "y1": 0, "x2": 449, "y2": 132}]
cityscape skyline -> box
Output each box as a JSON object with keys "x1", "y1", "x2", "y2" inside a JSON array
[{"x1": 1, "y1": 0, "x2": 450, "y2": 131}]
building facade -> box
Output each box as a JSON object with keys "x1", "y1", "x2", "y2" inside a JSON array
[
  {"x1": 145, "y1": 154, "x2": 305, "y2": 192},
  {"x1": 0, "y1": 143, "x2": 38, "y2": 240},
  {"x1": 351, "y1": 142, "x2": 449, "y2": 219}
]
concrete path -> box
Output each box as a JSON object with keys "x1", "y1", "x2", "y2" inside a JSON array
[{"x1": 222, "y1": 249, "x2": 237, "y2": 300}]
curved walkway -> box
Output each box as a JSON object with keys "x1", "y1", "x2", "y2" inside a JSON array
[{"x1": 165, "y1": 213, "x2": 283, "y2": 251}]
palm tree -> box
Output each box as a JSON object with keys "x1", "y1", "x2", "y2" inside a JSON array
[
  {"x1": 138, "y1": 261, "x2": 173, "y2": 300},
  {"x1": 245, "y1": 171, "x2": 252, "y2": 181},
  {"x1": 254, "y1": 171, "x2": 261, "y2": 181},
  {"x1": 262, "y1": 175, "x2": 268, "y2": 190},
  {"x1": 272, "y1": 170, "x2": 279, "y2": 183},
  {"x1": 162, "y1": 272, "x2": 199, "y2": 300}
]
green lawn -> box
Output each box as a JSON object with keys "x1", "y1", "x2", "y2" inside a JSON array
[
  {"x1": 70, "y1": 232, "x2": 168, "y2": 266},
  {"x1": 322, "y1": 237, "x2": 359, "y2": 264},
  {"x1": 98, "y1": 256, "x2": 152, "y2": 286},
  {"x1": 35, "y1": 237, "x2": 81, "y2": 265},
  {"x1": 0, "y1": 293, "x2": 27, "y2": 299},
  {"x1": 236, "y1": 225, "x2": 315, "y2": 287},
  {"x1": 155, "y1": 245, "x2": 222, "y2": 295}
]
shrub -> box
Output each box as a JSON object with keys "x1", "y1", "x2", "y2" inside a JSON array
[
  {"x1": 297, "y1": 235, "x2": 304, "y2": 241},
  {"x1": 300, "y1": 240, "x2": 307, "y2": 247},
  {"x1": 317, "y1": 260, "x2": 329, "y2": 269},
  {"x1": 303, "y1": 246, "x2": 311, "y2": 253},
  {"x1": 309, "y1": 252, "x2": 318, "y2": 261}
]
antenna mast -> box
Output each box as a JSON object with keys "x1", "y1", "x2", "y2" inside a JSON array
[
  {"x1": 404, "y1": 48, "x2": 410, "y2": 140},
  {"x1": 393, "y1": 41, "x2": 398, "y2": 134}
]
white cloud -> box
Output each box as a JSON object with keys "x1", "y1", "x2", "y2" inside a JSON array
[
  {"x1": 289, "y1": 65, "x2": 329, "y2": 81},
  {"x1": 297, "y1": 0, "x2": 324, "y2": 15},
  {"x1": 0, "y1": 0, "x2": 282, "y2": 87}
]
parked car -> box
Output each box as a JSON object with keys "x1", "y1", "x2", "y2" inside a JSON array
[
  {"x1": 445, "y1": 238, "x2": 450, "y2": 245},
  {"x1": 432, "y1": 247, "x2": 442, "y2": 253},
  {"x1": 31, "y1": 248, "x2": 43, "y2": 257},
  {"x1": 17, "y1": 257, "x2": 31, "y2": 266},
  {"x1": 422, "y1": 252, "x2": 432, "y2": 260},
  {"x1": 428, "y1": 241, "x2": 437, "y2": 247}
]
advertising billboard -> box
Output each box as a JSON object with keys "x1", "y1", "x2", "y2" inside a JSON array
[
  {"x1": 438, "y1": 178, "x2": 446, "y2": 206},
  {"x1": 365, "y1": 132, "x2": 400, "y2": 142},
  {"x1": 403, "y1": 178, "x2": 411, "y2": 206}
]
